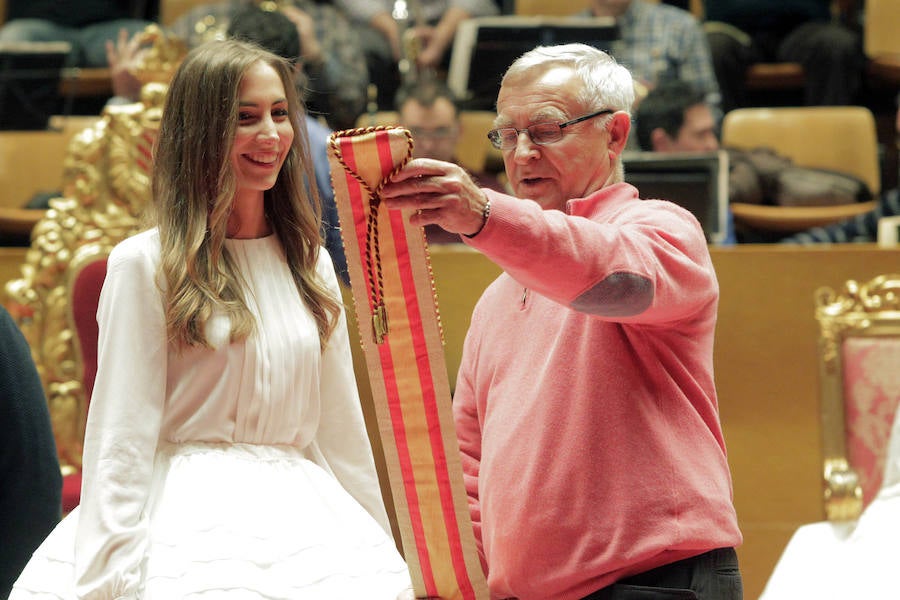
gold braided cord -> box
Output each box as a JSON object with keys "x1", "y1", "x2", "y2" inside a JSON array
[{"x1": 328, "y1": 126, "x2": 414, "y2": 343}]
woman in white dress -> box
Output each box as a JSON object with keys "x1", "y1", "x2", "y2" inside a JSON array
[{"x1": 11, "y1": 39, "x2": 412, "y2": 599}]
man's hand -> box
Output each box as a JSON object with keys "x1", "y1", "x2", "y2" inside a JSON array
[
  {"x1": 105, "y1": 28, "x2": 153, "y2": 102},
  {"x1": 382, "y1": 158, "x2": 491, "y2": 237}
]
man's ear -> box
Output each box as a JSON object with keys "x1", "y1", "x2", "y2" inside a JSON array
[
  {"x1": 607, "y1": 111, "x2": 631, "y2": 155},
  {"x1": 650, "y1": 127, "x2": 673, "y2": 152}
]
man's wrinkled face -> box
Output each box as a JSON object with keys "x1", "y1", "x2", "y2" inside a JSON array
[{"x1": 496, "y1": 66, "x2": 617, "y2": 211}]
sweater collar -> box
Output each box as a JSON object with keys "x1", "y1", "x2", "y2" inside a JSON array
[{"x1": 566, "y1": 182, "x2": 639, "y2": 217}]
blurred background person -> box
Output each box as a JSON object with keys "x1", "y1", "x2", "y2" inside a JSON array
[
  {"x1": 167, "y1": 0, "x2": 369, "y2": 130},
  {"x1": 704, "y1": 0, "x2": 865, "y2": 112},
  {"x1": 633, "y1": 79, "x2": 720, "y2": 154},
  {"x1": 576, "y1": 0, "x2": 721, "y2": 121},
  {"x1": 341, "y1": 0, "x2": 500, "y2": 110},
  {"x1": 0, "y1": 0, "x2": 153, "y2": 69},
  {"x1": 396, "y1": 77, "x2": 506, "y2": 243}
]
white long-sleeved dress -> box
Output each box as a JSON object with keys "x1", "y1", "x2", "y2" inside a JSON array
[{"x1": 11, "y1": 229, "x2": 410, "y2": 599}]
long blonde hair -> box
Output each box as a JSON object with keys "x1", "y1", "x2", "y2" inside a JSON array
[{"x1": 152, "y1": 39, "x2": 339, "y2": 349}]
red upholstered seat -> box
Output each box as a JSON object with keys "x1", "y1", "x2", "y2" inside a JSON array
[
  {"x1": 71, "y1": 258, "x2": 106, "y2": 401},
  {"x1": 62, "y1": 257, "x2": 108, "y2": 513},
  {"x1": 61, "y1": 472, "x2": 83, "y2": 515}
]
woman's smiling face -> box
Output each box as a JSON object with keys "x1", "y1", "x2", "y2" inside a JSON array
[{"x1": 230, "y1": 60, "x2": 294, "y2": 200}]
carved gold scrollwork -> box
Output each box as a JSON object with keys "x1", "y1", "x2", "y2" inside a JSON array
[
  {"x1": 4, "y1": 26, "x2": 184, "y2": 476},
  {"x1": 823, "y1": 457, "x2": 864, "y2": 521}
]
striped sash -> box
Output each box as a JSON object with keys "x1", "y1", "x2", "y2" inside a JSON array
[{"x1": 328, "y1": 126, "x2": 488, "y2": 600}]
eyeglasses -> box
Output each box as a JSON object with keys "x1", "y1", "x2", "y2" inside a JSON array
[{"x1": 487, "y1": 109, "x2": 614, "y2": 150}]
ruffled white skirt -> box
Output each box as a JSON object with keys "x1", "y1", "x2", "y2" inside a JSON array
[{"x1": 12, "y1": 442, "x2": 411, "y2": 599}]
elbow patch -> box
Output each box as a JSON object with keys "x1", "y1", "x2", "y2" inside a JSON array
[{"x1": 570, "y1": 272, "x2": 653, "y2": 317}]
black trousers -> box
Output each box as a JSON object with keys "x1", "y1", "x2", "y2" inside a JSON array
[{"x1": 581, "y1": 548, "x2": 743, "y2": 600}]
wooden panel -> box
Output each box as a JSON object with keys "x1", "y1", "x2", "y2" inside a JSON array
[
  {"x1": 514, "y1": 0, "x2": 588, "y2": 16},
  {"x1": 744, "y1": 62, "x2": 805, "y2": 91},
  {"x1": 0, "y1": 246, "x2": 27, "y2": 291},
  {"x1": 0, "y1": 116, "x2": 99, "y2": 210},
  {"x1": 59, "y1": 67, "x2": 113, "y2": 98},
  {"x1": 864, "y1": 0, "x2": 900, "y2": 58}
]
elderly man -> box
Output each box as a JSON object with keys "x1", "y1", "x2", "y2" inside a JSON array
[{"x1": 382, "y1": 43, "x2": 742, "y2": 600}]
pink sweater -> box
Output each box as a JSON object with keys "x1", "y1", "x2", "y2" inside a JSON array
[{"x1": 453, "y1": 183, "x2": 742, "y2": 600}]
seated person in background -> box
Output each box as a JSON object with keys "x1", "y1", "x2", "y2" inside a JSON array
[
  {"x1": 632, "y1": 79, "x2": 735, "y2": 243},
  {"x1": 704, "y1": 0, "x2": 864, "y2": 112},
  {"x1": 635, "y1": 80, "x2": 873, "y2": 242},
  {"x1": 633, "y1": 80, "x2": 719, "y2": 155},
  {"x1": 167, "y1": 0, "x2": 369, "y2": 130},
  {"x1": 0, "y1": 304, "x2": 62, "y2": 599},
  {"x1": 396, "y1": 77, "x2": 506, "y2": 243},
  {"x1": 340, "y1": 0, "x2": 500, "y2": 110},
  {"x1": 0, "y1": 0, "x2": 151, "y2": 68},
  {"x1": 576, "y1": 0, "x2": 722, "y2": 121}
]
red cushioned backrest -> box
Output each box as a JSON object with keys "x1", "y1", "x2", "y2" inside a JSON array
[
  {"x1": 71, "y1": 258, "x2": 107, "y2": 404},
  {"x1": 842, "y1": 336, "x2": 900, "y2": 507}
]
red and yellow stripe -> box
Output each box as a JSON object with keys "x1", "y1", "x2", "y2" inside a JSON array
[{"x1": 329, "y1": 128, "x2": 487, "y2": 600}]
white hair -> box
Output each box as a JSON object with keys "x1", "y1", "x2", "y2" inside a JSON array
[
  {"x1": 501, "y1": 43, "x2": 634, "y2": 182},
  {"x1": 502, "y1": 43, "x2": 636, "y2": 116}
]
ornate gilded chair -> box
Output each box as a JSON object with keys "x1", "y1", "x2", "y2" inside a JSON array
[
  {"x1": 760, "y1": 273, "x2": 900, "y2": 599},
  {"x1": 815, "y1": 273, "x2": 900, "y2": 522},
  {"x1": 4, "y1": 27, "x2": 184, "y2": 512}
]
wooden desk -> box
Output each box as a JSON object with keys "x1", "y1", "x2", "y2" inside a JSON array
[{"x1": 58, "y1": 67, "x2": 113, "y2": 98}]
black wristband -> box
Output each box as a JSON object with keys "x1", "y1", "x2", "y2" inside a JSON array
[{"x1": 464, "y1": 199, "x2": 491, "y2": 238}]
